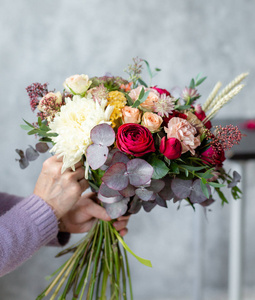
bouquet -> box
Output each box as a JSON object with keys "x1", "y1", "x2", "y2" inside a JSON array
[{"x1": 16, "y1": 58, "x2": 247, "y2": 300}]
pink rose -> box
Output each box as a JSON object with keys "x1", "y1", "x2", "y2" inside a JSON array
[
  {"x1": 159, "y1": 137, "x2": 182, "y2": 160},
  {"x1": 129, "y1": 85, "x2": 159, "y2": 111},
  {"x1": 141, "y1": 112, "x2": 163, "y2": 132},
  {"x1": 200, "y1": 146, "x2": 226, "y2": 167},
  {"x1": 194, "y1": 104, "x2": 212, "y2": 129},
  {"x1": 116, "y1": 123, "x2": 156, "y2": 157},
  {"x1": 164, "y1": 117, "x2": 201, "y2": 155},
  {"x1": 151, "y1": 86, "x2": 171, "y2": 96},
  {"x1": 122, "y1": 106, "x2": 142, "y2": 124}
]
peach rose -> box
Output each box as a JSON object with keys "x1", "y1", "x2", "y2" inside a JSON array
[
  {"x1": 122, "y1": 106, "x2": 142, "y2": 124},
  {"x1": 164, "y1": 117, "x2": 201, "y2": 155},
  {"x1": 63, "y1": 74, "x2": 92, "y2": 95},
  {"x1": 129, "y1": 85, "x2": 159, "y2": 111},
  {"x1": 142, "y1": 112, "x2": 163, "y2": 132}
]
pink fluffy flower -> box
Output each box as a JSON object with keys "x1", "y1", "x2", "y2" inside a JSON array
[{"x1": 164, "y1": 117, "x2": 201, "y2": 155}]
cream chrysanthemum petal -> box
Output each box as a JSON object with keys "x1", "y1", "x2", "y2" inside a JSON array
[{"x1": 49, "y1": 95, "x2": 114, "y2": 173}]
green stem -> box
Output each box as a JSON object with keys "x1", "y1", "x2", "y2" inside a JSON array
[
  {"x1": 120, "y1": 249, "x2": 127, "y2": 300},
  {"x1": 87, "y1": 220, "x2": 104, "y2": 300},
  {"x1": 79, "y1": 221, "x2": 100, "y2": 300},
  {"x1": 124, "y1": 249, "x2": 133, "y2": 300},
  {"x1": 109, "y1": 227, "x2": 120, "y2": 297}
]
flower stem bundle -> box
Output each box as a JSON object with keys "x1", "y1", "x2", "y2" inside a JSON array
[{"x1": 37, "y1": 220, "x2": 133, "y2": 300}]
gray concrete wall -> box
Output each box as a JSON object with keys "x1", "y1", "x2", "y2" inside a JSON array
[{"x1": 0, "y1": 0, "x2": 255, "y2": 299}]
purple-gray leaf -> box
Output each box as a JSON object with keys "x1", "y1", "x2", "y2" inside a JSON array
[
  {"x1": 171, "y1": 178, "x2": 193, "y2": 199},
  {"x1": 135, "y1": 187, "x2": 154, "y2": 201},
  {"x1": 128, "y1": 196, "x2": 142, "y2": 214},
  {"x1": 104, "y1": 198, "x2": 129, "y2": 219},
  {"x1": 86, "y1": 143, "x2": 109, "y2": 170},
  {"x1": 159, "y1": 177, "x2": 175, "y2": 201},
  {"x1": 142, "y1": 200, "x2": 157, "y2": 213},
  {"x1": 155, "y1": 194, "x2": 168, "y2": 208},
  {"x1": 189, "y1": 179, "x2": 211, "y2": 204},
  {"x1": 90, "y1": 123, "x2": 115, "y2": 146},
  {"x1": 200, "y1": 198, "x2": 215, "y2": 207},
  {"x1": 119, "y1": 184, "x2": 136, "y2": 198},
  {"x1": 26, "y1": 146, "x2": 39, "y2": 161},
  {"x1": 35, "y1": 142, "x2": 49, "y2": 153},
  {"x1": 98, "y1": 183, "x2": 123, "y2": 203},
  {"x1": 15, "y1": 149, "x2": 29, "y2": 169},
  {"x1": 102, "y1": 162, "x2": 129, "y2": 190},
  {"x1": 127, "y1": 158, "x2": 154, "y2": 187},
  {"x1": 109, "y1": 151, "x2": 130, "y2": 166},
  {"x1": 148, "y1": 179, "x2": 165, "y2": 193},
  {"x1": 228, "y1": 171, "x2": 241, "y2": 188}
]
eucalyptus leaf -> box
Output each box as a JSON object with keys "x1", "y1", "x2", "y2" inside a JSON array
[
  {"x1": 171, "y1": 178, "x2": 193, "y2": 199},
  {"x1": 86, "y1": 144, "x2": 109, "y2": 170},
  {"x1": 127, "y1": 158, "x2": 154, "y2": 187},
  {"x1": 90, "y1": 123, "x2": 115, "y2": 146},
  {"x1": 35, "y1": 142, "x2": 49, "y2": 153},
  {"x1": 148, "y1": 156, "x2": 169, "y2": 179},
  {"x1": 26, "y1": 146, "x2": 39, "y2": 161},
  {"x1": 103, "y1": 198, "x2": 129, "y2": 219},
  {"x1": 137, "y1": 78, "x2": 148, "y2": 87},
  {"x1": 20, "y1": 124, "x2": 33, "y2": 131},
  {"x1": 102, "y1": 162, "x2": 129, "y2": 190}
]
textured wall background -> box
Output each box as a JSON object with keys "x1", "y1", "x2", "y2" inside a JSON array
[{"x1": 0, "y1": 0, "x2": 255, "y2": 299}]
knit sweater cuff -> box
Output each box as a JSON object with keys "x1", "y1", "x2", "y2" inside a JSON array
[{"x1": 20, "y1": 194, "x2": 59, "y2": 245}]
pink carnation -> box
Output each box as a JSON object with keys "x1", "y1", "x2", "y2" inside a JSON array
[{"x1": 164, "y1": 117, "x2": 201, "y2": 155}]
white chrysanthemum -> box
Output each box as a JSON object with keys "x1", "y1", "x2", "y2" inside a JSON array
[{"x1": 49, "y1": 95, "x2": 114, "y2": 173}]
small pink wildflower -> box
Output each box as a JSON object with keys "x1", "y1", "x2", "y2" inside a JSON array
[
  {"x1": 181, "y1": 87, "x2": 199, "y2": 102},
  {"x1": 26, "y1": 82, "x2": 48, "y2": 111},
  {"x1": 213, "y1": 125, "x2": 243, "y2": 151},
  {"x1": 153, "y1": 94, "x2": 175, "y2": 117}
]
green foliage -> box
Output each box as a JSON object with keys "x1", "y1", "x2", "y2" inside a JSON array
[
  {"x1": 143, "y1": 59, "x2": 161, "y2": 81},
  {"x1": 131, "y1": 87, "x2": 150, "y2": 108},
  {"x1": 189, "y1": 73, "x2": 207, "y2": 89},
  {"x1": 148, "y1": 155, "x2": 169, "y2": 179},
  {"x1": 22, "y1": 117, "x2": 56, "y2": 141}
]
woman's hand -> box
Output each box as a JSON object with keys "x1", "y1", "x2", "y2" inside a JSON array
[
  {"x1": 34, "y1": 155, "x2": 89, "y2": 219},
  {"x1": 59, "y1": 192, "x2": 130, "y2": 237}
]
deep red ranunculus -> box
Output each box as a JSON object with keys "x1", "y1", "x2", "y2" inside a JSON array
[
  {"x1": 194, "y1": 110, "x2": 212, "y2": 129},
  {"x1": 159, "y1": 137, "x2": 182, "y2": 160},
  {"x1": 151, "y1": 86, "x2": 171, "y2": 96},
  {"x1": 194, "y1": 104, "x2": 212, "y2": 129},
  {"x1": 200, "y1": 146, "x2": 226, "y2": 167},
  {"x1": 162, "y1": 110, "x2": 187, "y2": 127},
  {"x1": 116, "y1": 123, "x2": 156, "y2": 157}
]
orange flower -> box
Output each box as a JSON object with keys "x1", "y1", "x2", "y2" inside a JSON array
[
  {"x1": 122, "y1": 106, "x2": 142, "y2": 124},
  {"x1": 142, "y1": 112, "x2": 163, "y2": 132}
]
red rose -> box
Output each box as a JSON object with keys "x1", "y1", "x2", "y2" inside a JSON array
[
  {"x1": 151, "y1": 86, "x2": 171, "y2": 96},
  {"x1": 159, "y1": 137, "x2": 182, "y2": 160},
  {"x1": 200, "y1": 146, "x2": 226, "y2": 167},
  {"x1": 194, "y1": 104, "x2": 212, "y2": 129},
  {"x1": 116, "y1": 123, "x2": 156, "y2": 157},
  {"x1": 162, "y1": 110, "x2": 187, "y2": 127}
]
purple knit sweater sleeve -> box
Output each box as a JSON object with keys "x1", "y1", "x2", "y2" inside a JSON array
[{"x1": 0, "y1": 193, "x2": 69, "y2": 276}]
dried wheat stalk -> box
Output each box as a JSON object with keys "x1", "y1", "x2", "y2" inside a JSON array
[
  {"x1": 203, "y1": 84, "x2": 245, "y2": 123},
  {"x1": 204, "y1": 72, "x2": 248, "y2": 112},
  {"x1": 203, "y1": 82, "x2": 222, "y2": 112}
]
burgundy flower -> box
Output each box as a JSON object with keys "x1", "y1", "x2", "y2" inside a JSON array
[
  {"x1": 159, "y1": 137, "x2": 182, "y2": 160},
  {"x1": 194, "y1": 104, "x2": 212, "y2": 129},
  {"x1": 162, "y1": 110, "x2": 187, "y2": 127},
  {"x1": 200, "y1": 146, "x2": 226, "y2": 167},
  {"x1": 116, "y1": 123, "x2": 156, "y2": 157},
  {"x1": 151, "y1": 86, "x2": 171, "y2": 96}
]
